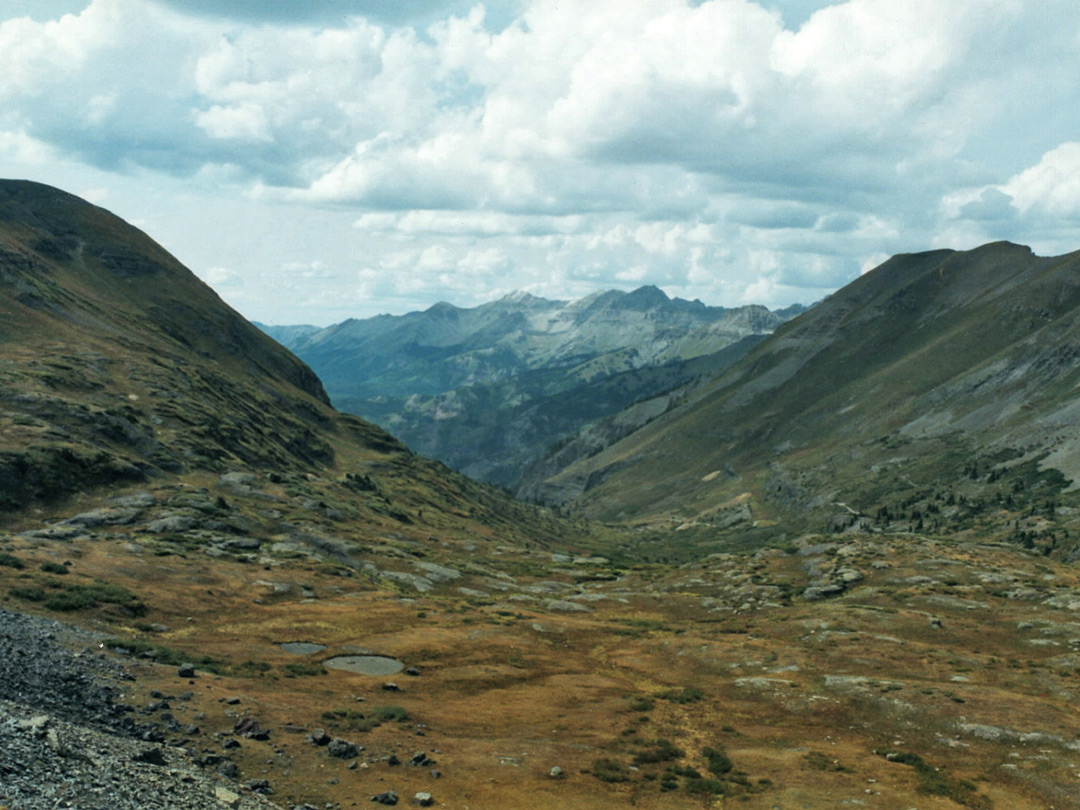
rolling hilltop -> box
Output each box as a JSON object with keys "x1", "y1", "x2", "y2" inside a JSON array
[
  {"x1": 532, "y1": 242, "x2": 1080, "y2": 545},
  {"x1": 261, "y1": 289, "x2": 804, "y2": 488},
  {"x1": 3, "y1": 183, "x2": 1080, "y2": 809}
]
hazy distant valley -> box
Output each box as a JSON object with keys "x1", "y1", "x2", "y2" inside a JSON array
[
  {"x1": 4, "y1": 181, "x2": 1080, "y2": 810},
  {"x1": 259, "y1": 290, "x2": 805, "y2": 491}
]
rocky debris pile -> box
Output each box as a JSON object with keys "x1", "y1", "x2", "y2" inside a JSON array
[
  {"x1": 0, "y1": 608, "x2": 282, "y2": 810},
  {"x1": 0, "y1": 699, "x2": 279, "y2": 810},
  {"x1": 0, "y1": 608, "x2": 134, "y2": 733}
]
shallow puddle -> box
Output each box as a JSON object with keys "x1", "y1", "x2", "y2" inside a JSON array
[{"x1": 322, "y1": 655, "x2": 404, "y2": 675}]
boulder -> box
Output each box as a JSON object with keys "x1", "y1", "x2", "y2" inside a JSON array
[{"x1": 327, "y1": 738, "x2": 359, "y2": 759}]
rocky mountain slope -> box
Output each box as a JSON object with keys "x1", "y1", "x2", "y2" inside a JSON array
[
  {"x1": 261, "y1": 289, "x2": 803, "y2": 488},
  {"x1": 530, "y1": 242, "x2": 1080, "y2": 542}
]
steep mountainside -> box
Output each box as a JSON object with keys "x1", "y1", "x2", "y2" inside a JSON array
[
  {"x1": 266, "y1": 288, "x2": 803, "y2": 487},
  {"x1": 535, "y1": 242, "x2": 1080, "y2": 538},
  {"x1": 0, "y1": 179, "x2": 574, "y2": 546}
]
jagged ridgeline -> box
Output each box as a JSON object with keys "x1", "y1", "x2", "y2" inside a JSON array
[
  {"x1": 534, "y1": 241, "x2": 1080, "y2": 547},
  {"x1": 261, "y1": 286, "x2": 805, "y2": 491},
  {"x1": 0, "y1": 180, "x2": 572, "y2": 545}
]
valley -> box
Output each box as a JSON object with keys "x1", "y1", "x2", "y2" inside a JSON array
[
  {"x1": 4, "y1": 478, "x2": 1080, "y2": 808},
  {"x1": 2, "y1": 180, "x2": 1080, "y2": 810}
]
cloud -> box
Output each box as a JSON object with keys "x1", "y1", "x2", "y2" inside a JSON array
[
  {"x1": 157, "y1": 0, "x2": 483, "y2": 26},
  {"x1": 2, "y1": 0, "x2": 1079, "y2": 325},
  {"x1": 1002, "y1": 142, "x2": 1080, "y2": 218}
]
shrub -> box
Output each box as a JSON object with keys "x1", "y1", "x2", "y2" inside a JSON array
[
  {"x1": 684, "y1": 778, "x2": 726, "y2": 796},
  {"x1": 104, "y1": 638, "x2": 222, "y2": 673},
  {"x1": 371, "y1": 705, "x2": 409, "y2": 722},
  {"x1": 230, "y1": 660, "x2": 273, "y2": 677},
  {"x1": 667, "y1": 765, "x2": 701, "y2": 778},
  {"x1": 633, "y1": 739, "x2": 684, "y2": 765},
  {"x1": 10, "y1": 585, "x2": 45, "y2": 602},
  {"x1": 42, "y1": 582, "x2": 147, "y2": 616},
  {"x1": 40, "y1": 562, "x2": 68, "y2": 575},
  {"x1": 704, "y1": 746, "x2": 733, "y2": 776},
  {"x1": 0, "y1": 553, "x2": 25, "y2": 569},
  {"x1": 886, "y1": 751, "x2": 990, "y2": 809},
  {"x1": 628, "y1": 696, "x2": 655, "y2": 712},
  {"x1": 659, "y1": 687, "x2": 704, "y2": 704},
  {"x1": 591, "y1": 758, "x2": 630, "y2": 783},
  {"x1": 321, "y1": 705, "x2": 408, "y2": 732}
]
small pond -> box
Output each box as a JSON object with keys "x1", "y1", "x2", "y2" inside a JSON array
[
  {"x1": 280, "y1": 642, "x2": 327, "y2": 655},
  {"x1": 323, "y1": 655, "x2": 405, "y2": 676}
]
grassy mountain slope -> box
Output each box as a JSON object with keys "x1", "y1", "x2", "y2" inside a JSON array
[
  {"x1": 267, "y1": 288, "x2": 801, "y2": 488},
  {"x1": 539, "y1": 242, "x2": 1080, "y2": 542}
]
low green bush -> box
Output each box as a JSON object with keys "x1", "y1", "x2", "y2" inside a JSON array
[
  {"x1": 659, "y1": 687, "x2": 704, "y2": 704},
  {"x1": 633, "y1": 739, "x2": 684, "y2": 765},
  {"x1": 684, "y1": 778, "x2": 726, "y2": 796},
  {"x1": 704, "y1": 746, "x2": 733, "y2": 776},
  {"x1": 282, "y1": 661, "x2": 326, "y2": 678},
  {"x1": 104, "y1": 637, "x2": 222, "y2": 673},
  {"x1": 10, "y1": 585, "x2": 45, "y2": 602},
  {"x1": 591, "y1": 758, "x2": 630, "y2": 783}
]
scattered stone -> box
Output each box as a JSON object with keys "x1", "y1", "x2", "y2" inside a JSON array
[
  {"x1": 177, "y1": 664, "x2": 197, "y2": 678},
  {"x1": 371, "y1": 791, "x2": 399, "y2": 805},
  {"x1": 109, "y1": 491, "x2": 157, "y2": 508},
  {"x1": 404, "y1": 667, "x2": 422, "y2": 677},
  {"x1": 243, "y1": 778, "x2": 273, "y2": 795},
  {"x1": 549, "y1": 765, "x2": 564, "y2": 779},
  {"x1": 215, "y1": 786, "x2": 242, "y2": 808},
  {"x1": 234, "y1": 717, "x2": 270, "y2": 740},
  {"x1": 308, "y1": 728, "x2": 332, "y2": 746},
  {"x1": 327, "y1": 738, "x2": 359, "y2": 759},
  {"x1": 544, "y1": 599, "x2": 592, "y2": 613},
  {"x1": 412, "y1": 793, "x2": 433, "y2": 807},
  {"x1": 145, "y1": 515, "x2": 198, "y2": 534},
  {"x1": 803, "y1": 581, "x2": 845, "y2": 600},
  {"x1": 413, "y1": 561, "x2": 462, "y2": 581},
  {"x1": 131, "y1": 747, "x2": 168, "y2": 766},
  {"x1": 64, "y1": 507, "x2": 142, "y2": 527}
]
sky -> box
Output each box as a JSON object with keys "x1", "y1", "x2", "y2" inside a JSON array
[{"x1": 1, "y1": 1, "x2": 1079, "y2": 326}]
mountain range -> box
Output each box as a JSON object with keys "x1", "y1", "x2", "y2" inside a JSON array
[{"x1": 260, "y1": 289, "x2": 804, "y2": 488}]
